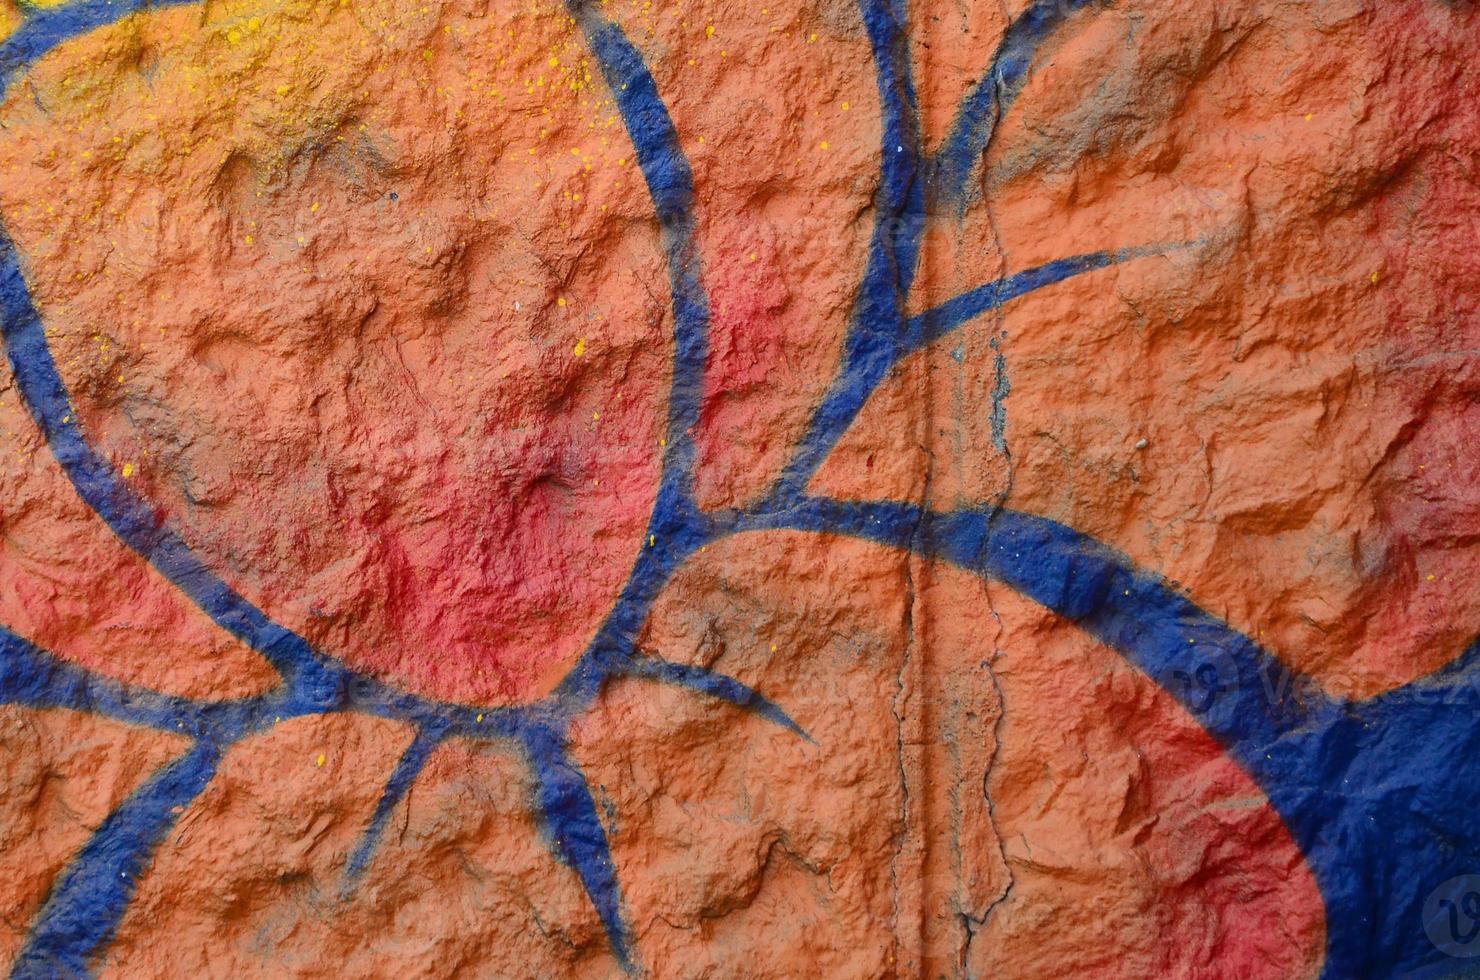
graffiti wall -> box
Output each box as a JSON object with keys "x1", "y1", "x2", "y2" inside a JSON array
[{"x1": 0, "y1": 0, "x2": 1477, "y2": 975}]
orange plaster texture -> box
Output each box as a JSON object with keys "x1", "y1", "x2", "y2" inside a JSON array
[{"x1": 0, "y1": 0, "x2": 1474, "y2": 976}]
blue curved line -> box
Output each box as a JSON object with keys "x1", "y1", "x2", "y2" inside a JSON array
[
  {"x1": 0, "y1": 230, "x2": 339, "y2": 690},
  {"x1": 0, "y1": 0, "x2": 202, "y2": 91},
  {"x1": 742, "y1": 496, "x2": 1337, "y2": 763},
  {"x1": 0, "y1": 624, "x2": 208, "y2": 734},
  {"x1": 567, "y1": 0, "x2": 708, "y2": 513},
  {"x1": 929, "y1": 0, "x2": 1105, "y2": 211},
  {"x1": 766, "y1": 0, "x2": 925, "y2": 505},
  {"x1": 621, "y1": 655, "x2": 812, "y2": 742},
  {"x1": 760, "y1": 247, "x2": 1160, "y2": 512},
  {"x1": 746, "y1": 496, "x2": 1480, "y2": 977},
  {"x1": 9, "y1": 738, "x2": 222, "y2": 979},
  {"x1": 342, "y1": 725, "x2": 447, "y2": 891},
  {"x1": 0, "y1": 2, "x2": 1474, "y2": 977},
  {"x1": 905, "y1": 244, "x2": 1178, "y2": 349}
]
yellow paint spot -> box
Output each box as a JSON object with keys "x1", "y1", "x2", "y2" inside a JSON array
[
  {"x1": 842, "y1": 101, "x2": 850, "y2": 110},
  {"x1": 558, "y1": 296, "x2": 568, "y2": 307},
  {"x1": 122, "y1": 463, "x2": 135, "y2": 478},
  {"x1": 1304, "y1": 112, "x2": 1313, "y2": 121},
  {"x1": 1371, "y1": 271, "x2": 1379, "y2": 285},
  {"x1": 476, "y1": 713, "x2": 484, "y2": 722},
  {"x1": 820, "y1": 140, "x2": 830, "y2": 151},
  {"x1": 1428, "y1": 574, "x2": 1437, "y2": 581},
  {"x1": 310, "y1": 201, "x2": 321, "y2": 213},
  {"x1": 649, "y1": 534, "x2": 656, "y2": 547},
  {"x1": 573, "y1": 337, "x2": 587, "y2": 357},
  {"x1": 245, "y1": 234, "x2": 254, "y2": 245},
  {"x1": 276, "y1": 84, "x2": 291, "y2": 95},
  {"x1": 706, "y1": 24, "x2": 715, "y2": 36},
  {"x1": 316, "y1": 753, "x2": 326, "y2": 767}
]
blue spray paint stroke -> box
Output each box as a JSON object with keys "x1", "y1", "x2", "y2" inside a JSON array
[
  {"x1": 0, "y1": 230, "x2": 340, "y2": 694},
  {"x1": 745, "y1": 497, "x2": 1480, "y2": 977},
  {"x1": 0, "y1": 0, "x2": 202, "y2": 87},
  {"x1": 621, "y1": 655, "x2": 812, "y2": 742},
  {"x1": 568, "y1": 0, "x2": 708, "y2": 517},
  {"x1": 8, "y1": 739, "x2": 221, "y2": 979},
  {"x1": 0, "y1": 624, "x2": 208, "y2": 734},
  {"x1": 930, "y1": 0, "x2": 1106, "y2": 211},
  {"x1": 0, "y1": 0, "x2": 1475, "y2": 976},
  {"x1": 521, "y1": 723, "x2": 634, "y2": 973},
  {"x1": 342, "y1": 725, "x2": 447, "y2": 891},
  {"x1": 760, "y1": 246, "x2": 1169, "y2": 508},
  {"x1": 0, "y1": 2, "x2": 794, "y2": 971},
  {"x1": 764, "y1": 0, "x2": 926, "y2": 504}
]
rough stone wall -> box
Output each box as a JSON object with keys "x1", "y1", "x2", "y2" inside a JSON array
[{"x1": 0, "y1": 0, "x2": 1476, "y2": 976}]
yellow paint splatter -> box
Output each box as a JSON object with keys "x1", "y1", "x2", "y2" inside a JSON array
[
  {"x1": 573, "y1": 337, "x2": 587, "y2": 357},
  {"x1": 558, "y1": 296, "x2": 568, "y2": 307},
  {"x1": 315, "y1": 753, "x2": 326, "y2": 767},
  {"x1": 121, "y1": 462, "x2": 135, "y2": 478},
  {"x1": 706, "y1": 24, "x2": 715, "y2": 36},
  {"x1": 820, "y1": 140, "x2": 830, "y2": 151},
  {"x1": 649, "y1": 534, "x2": 656, "y2": 547}
]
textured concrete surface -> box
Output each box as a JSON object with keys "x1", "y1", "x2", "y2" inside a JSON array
[{"x1": 0, "y1": 0, "x2": 1476, "y2": 976}]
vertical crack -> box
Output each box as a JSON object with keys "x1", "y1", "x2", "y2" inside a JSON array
[{"x1": 960, "y1": 577, "x2": 1015, "y2": 976}]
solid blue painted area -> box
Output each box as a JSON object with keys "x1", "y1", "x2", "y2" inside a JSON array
[{"x1": 9, "y1": 740, "x2": 221, "y2": 979}]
